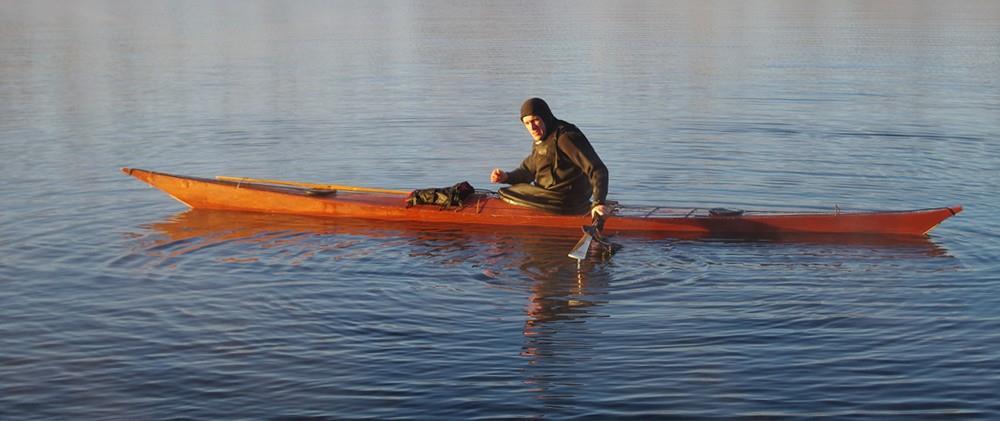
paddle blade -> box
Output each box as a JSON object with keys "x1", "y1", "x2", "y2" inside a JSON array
[{"x1": 568, "y1": 231, "x2": 594, "y2": 261}]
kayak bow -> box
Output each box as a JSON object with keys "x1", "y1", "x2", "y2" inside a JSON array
[{"x1": 122, "y1": 168, "x2": 961, "y2": 237}]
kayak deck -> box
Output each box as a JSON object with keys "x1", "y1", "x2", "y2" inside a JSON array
[{"x1": 122, "y1": 168, "x2": 962, "y2": 237}]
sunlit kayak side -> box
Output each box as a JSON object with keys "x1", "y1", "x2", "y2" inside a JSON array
[{"x1": 122, "y1": 168, "x2": 962, "y2": 237}]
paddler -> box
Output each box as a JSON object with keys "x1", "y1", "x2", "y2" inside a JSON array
[{"x1": 490, "y1": 97, "x2": 609, "y2": 217}]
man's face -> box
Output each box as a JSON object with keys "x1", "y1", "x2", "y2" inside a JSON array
[{"x1": 522, "y1": 115, "x2": 546, "y2": 141}]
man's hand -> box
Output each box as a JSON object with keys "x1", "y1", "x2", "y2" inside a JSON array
[
  {"x1": 591, "y1": 204, "x2": 608, "y2": 218},
  {"x1": 490, "y1": 168, "x2": 508, "y2": 184}
]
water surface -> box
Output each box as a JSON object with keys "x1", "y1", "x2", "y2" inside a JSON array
[{"x1": 2, "y1": 1, "x2": 999, "y2": 418}]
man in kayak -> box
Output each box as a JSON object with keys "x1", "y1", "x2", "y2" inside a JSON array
[{"x1": 490, "y1": 97, "x2": 609, "y2": 217}]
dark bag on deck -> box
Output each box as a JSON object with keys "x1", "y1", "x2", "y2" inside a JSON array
[{"x1": 405, "y1": 181, "x2": 475, "y2": 209}]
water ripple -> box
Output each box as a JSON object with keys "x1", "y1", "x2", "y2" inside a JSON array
[{"x1": 4, "y1": 1, "x2": 1000, "y2": 418}]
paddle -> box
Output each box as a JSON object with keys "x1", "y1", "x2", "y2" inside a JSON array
[
  {"x1": 568, "y1": 215, "x2": 618, "y2": 263},
  {"x1": 215, "y1": 176, "x2": 409, "y2": 195}
]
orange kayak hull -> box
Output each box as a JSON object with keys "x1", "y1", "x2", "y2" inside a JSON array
[{"x1": 122, "y1": 168, "x2": 961, "y2": 237}]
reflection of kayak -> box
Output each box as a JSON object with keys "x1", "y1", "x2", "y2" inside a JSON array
[
  {"x1": 146, "y1": 209, "x2": 953, "y2": 255},
  {"x1": 122, "y1": 168, "x2": 961, "y2": 237}
]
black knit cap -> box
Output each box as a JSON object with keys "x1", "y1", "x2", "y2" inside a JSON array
[{"x1": 519, "y1": 97, "x2": 556, "y2": 126}]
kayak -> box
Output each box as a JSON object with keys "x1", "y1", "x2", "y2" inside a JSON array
[{"x1": 122, "y1": 167, "x2": 962, "y2": 237}]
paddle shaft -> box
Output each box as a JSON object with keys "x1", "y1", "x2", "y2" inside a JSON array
[{"x1": 216, "y1": 176, "x2": 409, "y2": 195}]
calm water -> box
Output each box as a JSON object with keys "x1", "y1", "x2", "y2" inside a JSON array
[{"x1": 3, "y1": 1, "x2": 1000, "y2": 418}]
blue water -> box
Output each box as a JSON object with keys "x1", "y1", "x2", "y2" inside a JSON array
[{"x1": 2, "y1": 1, "x2": 1000, "y2": 418}]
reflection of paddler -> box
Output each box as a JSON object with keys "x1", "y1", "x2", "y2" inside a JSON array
[
  {"x1": 513, "y1": 236, "x2": 610, "y2": 339},
  {"x1": 525, "y1": 270, "x2": 588, "y2": 325},
  {"x1": 520, "y1": 267, "x2": 610, "y2": 368}
]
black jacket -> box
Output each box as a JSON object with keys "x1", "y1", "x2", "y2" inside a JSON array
[{"x1": 506, "y1": 120, "x2": 609, "y2": 208}]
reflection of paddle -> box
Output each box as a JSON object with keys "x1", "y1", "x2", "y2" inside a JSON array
[
  {"x1": 215, "y1": 176, "x2": 409, "y2": 195},
  {"x1": 568, "y1": 215, "x2": 618, "y2": 261}
]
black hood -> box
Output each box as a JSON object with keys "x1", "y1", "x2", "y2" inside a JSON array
[{"x1": 519, "y1": 98, "x2": 558, "y2": 134}]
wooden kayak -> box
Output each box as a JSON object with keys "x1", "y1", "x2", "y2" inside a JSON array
[{"x1": 122, "y1": 168, "x2": 962, "y2": 237}]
